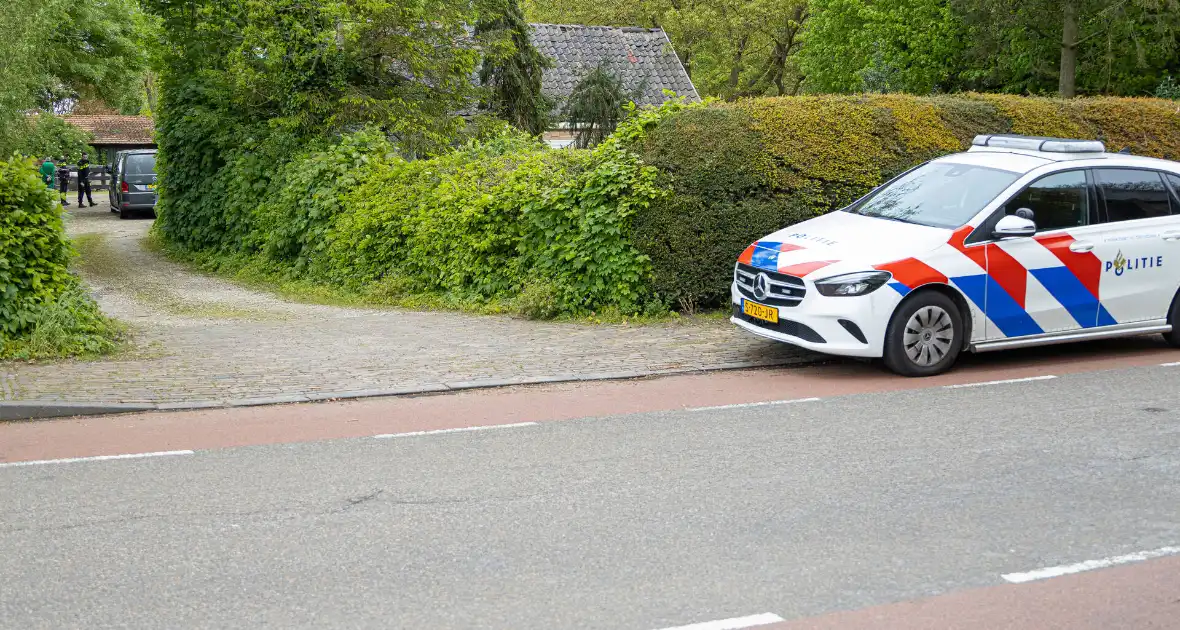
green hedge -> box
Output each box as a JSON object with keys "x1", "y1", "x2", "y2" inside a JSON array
[
  {"x1": 158, "y1": 120, "x2": 667, "y2": 318},
  {"x1": 0, "y1": 156, "x2": 73, "y2": 337},
  {"x1": 633, "y1": 94, "x2": 1180, "y2": 310},
  {"x1": 0, "y1": 156, "x2": 121, "y2": 360},
  {"x1": 155, "y1": 94, "x2": 1180, "y2": 317}
]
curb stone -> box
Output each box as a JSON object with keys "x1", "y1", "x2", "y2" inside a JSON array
[
  {"x1": 0, "y1": 403, "x2": 158, "y2": 421},
  {"x1": 0, "y1": 355, "x2": 827, "y2": 421}
]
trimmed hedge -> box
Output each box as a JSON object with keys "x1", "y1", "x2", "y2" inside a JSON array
[{"x1": 633, "y1": 94, "x2": 1180, "y2": 310}]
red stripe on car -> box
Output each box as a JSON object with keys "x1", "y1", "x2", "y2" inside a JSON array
[
  {"x1": 874, "y1": 257, "x2": 948, "y2": 289},
  {"x1": 1035, "y1": 234, "x2": 1102, "y2": 299}
]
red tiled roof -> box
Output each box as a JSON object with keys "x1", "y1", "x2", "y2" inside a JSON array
[{"x1": 63, "y1": 115, "x2": 155, "y2": 145}]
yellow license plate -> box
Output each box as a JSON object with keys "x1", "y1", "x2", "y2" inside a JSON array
[{"x1": 742, "y1": 300, "x2": 779, "y2": 324}]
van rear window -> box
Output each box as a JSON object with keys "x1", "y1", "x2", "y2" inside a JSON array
[{"x1": 126, "y1": 154, "x2": 156, "y2": 175}]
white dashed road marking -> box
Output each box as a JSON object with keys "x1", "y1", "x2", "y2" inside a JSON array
[
  {"x1": 685, "y1": 398, "x2": 820, "y2": 412},
  {"x1": 944, "y1": 375, "x2": 1057, "y2": 389},
  {"x1": 1001, "y1": 546, "x2": 1180, "y2": 583},
  {"x1": 654, "y1": 612, "x2": 786, "y2": 630},
  {"x1": 373, "y1": 422, "x2": 537, "y2": 439},
  {"x1": 1160, "y1": 361, "x2": 1180, "y2": 367},
  {"x1": 0, "y1": 450, "x2": 195, "y2": 469}
]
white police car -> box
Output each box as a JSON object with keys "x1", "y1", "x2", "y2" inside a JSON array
[{"x1": 732, "y1": 134, "x2": 1180, "y2": 376}]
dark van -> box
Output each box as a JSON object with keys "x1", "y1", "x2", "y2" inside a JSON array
[{"x1": 109, "y1": 150, "x2": 158, "y2": 219}]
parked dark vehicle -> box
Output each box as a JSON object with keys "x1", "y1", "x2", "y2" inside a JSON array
[{"x1": 109, "y1": 149, "x2": 158, "y2": 219}]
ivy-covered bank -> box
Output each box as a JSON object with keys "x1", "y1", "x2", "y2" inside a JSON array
[
  {"x1": 154, "y1": 94, "x2": 1180, "y2": 317},
  {"x1": 0, "y1": 157, "x2": 123, "y2": 360}
]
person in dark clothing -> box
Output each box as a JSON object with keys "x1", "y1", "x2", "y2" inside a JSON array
[
  {"x1": 77, "y1": 152, "x2": 95, "y2": 206},
  {"x1": 57, "y1": 157, "x2": 71, "y2": 207}
]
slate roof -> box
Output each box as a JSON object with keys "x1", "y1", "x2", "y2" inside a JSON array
[
  {"x1": 63, "y1": 115, "x2": 155, "y2": 146},
  {"x1": 529, "y1": 24, "x2": 700, "y2": 111}
]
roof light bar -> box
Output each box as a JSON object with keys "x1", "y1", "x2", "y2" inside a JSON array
[{"x1": 972, "y1": 134, "x2": 1105, "y2": 154}]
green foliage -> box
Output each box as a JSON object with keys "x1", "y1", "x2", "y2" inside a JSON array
[
  {"x1": 8, "y1": 115, "x2": 94, "y2": 162},
  {"x1": 0, "y1": 155, "x2": 120, "y2": 360},
  {"x1": 529, "y1": 0, "x2": 1178, "y2": 100},
  {"x1": 1158, "y1": 76, "x2": 1180, "y2": 100},
  {"x1": 0, "y1": 156, "x2": 73, "y2": 338},
  {"x1": 253, "y1": 129, "x2": 398, "y2": 273},
  {"x1": 801, "y1": 0, "x2": 969, "y2": 95},
  {"x1": 0, "y1": 281, "x2": 124, "y2": 361},
  {"x1": 327, "y1": 127, "x2": 663, "y2": 316},
  {"x1": 148, "y1": 0, "x2": 499, "y2": 257},
  {"x1": 476, "y1": 0, "x2": 554, "y2": 135},
  {"x1": 565, "y1": 64, "x2": 635, "y2": 148},
  {"x1": 0, "y1": 0, "x2": 149, "y2": 154}
]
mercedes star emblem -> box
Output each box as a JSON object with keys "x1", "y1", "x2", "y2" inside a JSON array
[{"x1": 753, "y1": 273, "x2": 771, "y2": 301}]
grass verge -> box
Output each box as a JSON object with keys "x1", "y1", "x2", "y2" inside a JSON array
[
  {"x1": 146, "y1": 232, "x2": 724, "y2": 326},
  {"x1": 0, "y1": 281, "x2": 126, "y2": 361}
]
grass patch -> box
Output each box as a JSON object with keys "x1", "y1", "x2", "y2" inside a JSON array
[
  {"x1": 75, "y1": 232, "x2": 282, "y2": 321},
  {"x1": 0, "y1": 282, "x2": 127, "y2": 361},
  {"x1": 146, "y1": 231, "x2": 715, "y2": 326}
]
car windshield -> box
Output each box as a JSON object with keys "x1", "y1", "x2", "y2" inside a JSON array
[
  {"x1": 844, "y1": 161, "x2": 1021, "y2": 229},
  {"x1": 126, "y1": 154, "x2": 156, "y2": 175}
]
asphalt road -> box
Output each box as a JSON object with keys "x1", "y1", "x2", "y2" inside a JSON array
[{"x1": 3, "y1": 364, "x2": 1180, "y2": 629}]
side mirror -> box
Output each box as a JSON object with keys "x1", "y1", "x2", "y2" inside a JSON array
[{"x1": 993, "y1": 214, "x2": 1036, "y2": 239}]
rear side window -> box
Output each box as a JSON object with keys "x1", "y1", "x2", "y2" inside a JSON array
[
  {"x1": 1003, "y1": 170, "x2": 1089, "y2": 232},
  {"x1": 1166, "y1": 173, "x2": 1180, "y2": 206},
  {"x1": 125, "y1": 154, "x2": 156, "y2": 176},
  {"x1": 1095, "y1": 168, "x2": 1172, "y2": 222}
]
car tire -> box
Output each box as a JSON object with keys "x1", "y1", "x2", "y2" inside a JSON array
[
  {"x1": 883, "y1": 291, "x2": 964, "y2": 377},
  {"x1": 1163, "y1": 289, "x2": 1180, "y2": 348},
  {"x1": 119, "y1": 207, "x2": 130, "y2": 220}
]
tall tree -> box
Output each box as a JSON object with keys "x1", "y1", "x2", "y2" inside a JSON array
[
  {"x1": 0, "y1": 0, "x2": 148, "y2": 155},
  {"x1": 799, "y1": 0, "x2": 968, "y2": 94},
  {"x1": 476, "y1": 0, "x2": 554, "y2": 135},
  {"x1": 565, "y1": 64, "x2": 634, "y2": 148},
  {"x1": 954, "y1": 0, "x2": 1180, "y2": 97}
]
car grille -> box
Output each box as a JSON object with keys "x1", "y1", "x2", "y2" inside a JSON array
[
  {"x1": 734, "y1": 263, "x2": 807, "y2": 307},
  {"x1": 731, "y1": 305, "x2": 825, "y2": 343}
]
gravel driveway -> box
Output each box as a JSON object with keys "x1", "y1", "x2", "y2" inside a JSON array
[{"x1": 1, "y1": 203, "x2": 815, "y2": 405}]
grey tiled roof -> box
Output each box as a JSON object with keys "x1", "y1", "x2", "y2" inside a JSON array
[{"x1": 530, "y1": 24, "x2": 700, "y2": 111}]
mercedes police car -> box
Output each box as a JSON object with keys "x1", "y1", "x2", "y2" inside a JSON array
[{"x1": 731, "y1": 134, "x2": 1180, "y2": 376}]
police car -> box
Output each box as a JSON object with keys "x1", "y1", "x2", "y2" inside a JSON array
[{"x1": 731, "y1": 134, "x2": 1180, "y2": 376}]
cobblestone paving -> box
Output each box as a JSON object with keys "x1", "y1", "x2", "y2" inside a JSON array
[{"x1": 1, "y1": 203, "x2": 816, "y2": 405}]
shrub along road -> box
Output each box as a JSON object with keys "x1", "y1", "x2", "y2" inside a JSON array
[{"x1": 0, "y1": 203, "x2": 810, "y2": 408}]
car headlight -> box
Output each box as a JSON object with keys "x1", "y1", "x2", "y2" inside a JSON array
[{"x1": 814, "y1": 271, "x2": 892, "y2": 297}]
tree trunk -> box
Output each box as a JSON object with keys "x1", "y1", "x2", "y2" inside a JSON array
[
  {"x1": 1059, "y1": 0, "x2": 1078, "y2": 98},
  {"x1": 726, "y1": 36, "x2": 749, "y2": 97}
]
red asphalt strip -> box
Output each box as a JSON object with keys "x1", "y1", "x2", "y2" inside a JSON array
[
  {"x1": 769, "y1": 555, "x2": 1180, "y2": 630},
  {"x1": 1, "y1": 338, "x2": 1177, "y2": 463}
]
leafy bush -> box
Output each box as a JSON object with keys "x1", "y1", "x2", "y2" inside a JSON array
[
  {"x1": 0, "y1": 156, "x2": 73, "y2": 337},
  {"x1": 327, "y1": 126, "x2": 662, "y2": 316},
  {"x1": 1, "y1": 280, "x2": 124, "y2": 360},
  {"x1": 0, "y1": 155, "x2": 122, "y2": 360},
  {"x1": 7, "y1": 114, "x2": 95, "y2": 162},
  {"x1": 632, "y1": 94, "x2": 1180, "y2": 310}
]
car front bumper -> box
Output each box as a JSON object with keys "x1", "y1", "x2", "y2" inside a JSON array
[{"x1": 730, "y1": 280, "x2": 902, "y2": 358}]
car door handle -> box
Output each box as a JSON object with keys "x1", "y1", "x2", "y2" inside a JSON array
[
  {"x1": 1069, "y1": 241, "x2": 1094, "y2": 253},
  {"x1": 1162, "y1": 231, "x2": 1180, "y2": 241}
]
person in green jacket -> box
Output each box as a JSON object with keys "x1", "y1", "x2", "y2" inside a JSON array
[{"x1": 40, "y1": 157, "x2": 56, "y2": 189}]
